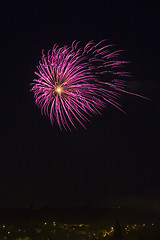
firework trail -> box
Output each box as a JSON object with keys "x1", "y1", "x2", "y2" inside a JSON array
[{"x1": 31, "y1": 40, "x2": 144, "y2": 130}]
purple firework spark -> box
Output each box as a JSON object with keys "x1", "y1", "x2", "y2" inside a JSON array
[{"x1": 31, "y1": 40, "x2": 142, "y2": 130}]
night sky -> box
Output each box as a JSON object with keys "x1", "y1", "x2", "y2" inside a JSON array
[{"x1": 2, "y1": 1, "x2": 160, "y2": 209}]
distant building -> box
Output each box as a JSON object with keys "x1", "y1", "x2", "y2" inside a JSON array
[{"x1": 111, "y1": 220, "x2": 124, "y2": 240}]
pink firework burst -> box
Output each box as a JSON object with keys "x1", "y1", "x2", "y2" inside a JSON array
[{"x1": 31, "y1": 40, "x2": 142, "y2": 130}]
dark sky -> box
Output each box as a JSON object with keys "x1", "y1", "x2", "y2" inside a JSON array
[{"x1": 1, "y1": 1, "x2": 160, "y2": 208}]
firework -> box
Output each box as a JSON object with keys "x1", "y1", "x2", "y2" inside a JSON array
[{"x1": 31, "y1": 40, "x2": 141, "y2": 130}]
